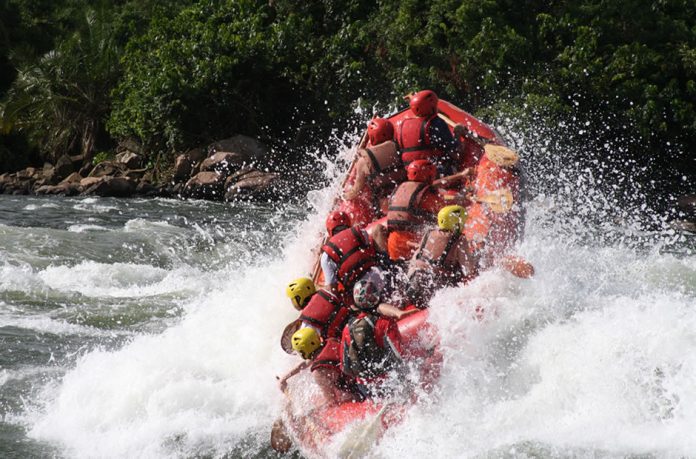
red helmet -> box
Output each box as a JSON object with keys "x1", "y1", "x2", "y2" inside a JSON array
[
  {"x1": 367, "y1": 118, "x2": 394, "y2": 145},
  {"x1": 409, "y1": 90, "x2": 439, "y2": 117},
  {"x1": 326, "y1": 210, "x2": 351, "y2": 236},
  {"x1": 407, "y1": 159, "x2": 437, "y2": 182}
]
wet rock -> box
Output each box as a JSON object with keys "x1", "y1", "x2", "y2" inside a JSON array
[
  {"x1": 60, "y1": 172, "x2": 83, "y2": 185},
  {"x1": 208, "y1": 135, "x2": 268, "y2": 162},
  {"x1": 224, "y1": 169, "x2": 279, "y2": 201},
  {"x1": 199, "y1": 152, "x2": 246, "y2": 177},
  {"x1": 173, "y1": 154, "x2": 192, "y2": 183},
  {"x1": 54, "y1": 154, "x2": 74, "y2": 180},
  {"x1": 186, "y1": 147, "x2": 207, "y2": 163},
  {"x1": 115, "y1": 151, "x2": 143, "y2": 169},
  {"x1": 670, "y1": 219, "x2": 696, "y2": 234},
  {"x1": 82, "y1": 176, "x2": 136, "y2": 197},
  {"x1": 70, "y1": 154, "x2": 85, "y2": 170},
  {"x1": 677, "y1": 194, "x2": 696, "y2": 218},
  {"x1": 79, "y1": 164, "x2": 94, "y2": 177},
  {"x1": 79, "y1": 176, "x2": 101, "y2": 189},
  {"x1": 89, "y1": 161, "x2": 125, "y2": 178},
  {"x1": 135, "y1": 180, "x2": 159, "y2": 197},
  {"x1": 183, "y1": 171, "x2": 225, "y2": 200},
  {"x1": 36, "y1": 182, "x2": 80, "y2": 196},
  {"x1": 16, "y1": 167, "x2": 37, "y2": 180},
  {"x1": 123, "y1": 167, "x2": 148, "y2": 180}
]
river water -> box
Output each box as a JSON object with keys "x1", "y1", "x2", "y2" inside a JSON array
[{"x1": 1, "y1": 143, "x2": 695, "y2": 458}]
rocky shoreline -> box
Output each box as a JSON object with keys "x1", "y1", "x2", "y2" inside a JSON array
[{"x1": 0, "y1": 135, "x2": 287, "y2": 202}]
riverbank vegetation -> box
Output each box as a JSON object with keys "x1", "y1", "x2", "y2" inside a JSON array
[{"x1": 1, "y1": 0, "x2": 694, "y2": 198}]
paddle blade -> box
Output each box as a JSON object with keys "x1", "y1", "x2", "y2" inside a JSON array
[
  {"x1": 476, "y1": 188, "x2": 514, "y2": 213},
  {"x1": 271, "y1": 418, "x2": 294, "y2": 453},
  {"x1": 280, "y1": 319, "x2": 302, "y2": 354},
  {"x1": 337, "y1": 406, "x2": 388, "y2": 459},
  {"x1": 501, "y1": 256, "x2": 535, "y2": 278},
  {"x1": 484, "y1": 144, "x2": 519, "y2": 167}
]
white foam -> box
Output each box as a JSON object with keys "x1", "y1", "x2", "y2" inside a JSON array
[
  {"x1": 24, "y1": 131, "x2": 696, "y2": 457},
  {"x1": 67, "y1": 224, "x2": 109, "y2": 233}
]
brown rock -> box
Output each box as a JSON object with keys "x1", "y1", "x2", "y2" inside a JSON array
[
  {"x1": 185, "y1": 147, "x2": 207, "y2": 163},
  {"x1": 80, "y1": 176, "x2": 103, "y2": 189},
  {"x1": 35, "y1": 182, "x2": 80, "y2": 196},
  {"x1": 89, "y1": 161, "x2": 124, "y2": 178},
  {"x1": 82, "y1": 176, "x2": 136, "y2": 197},
  {"x1": 123, "y1": 168, "x2": 148, "y2": 180},
  {"x1": 183, "y1": 171, "x2": 225, "y2": 200},
  {"x1": 677, "y1": 194, "x2": 696, "y2": 218},
  {"x1": 224, "y1": 170, "x2": 279, "y2": 201},
  {"x1": 70, "y1": 154, "x2": 85, "y2": 170},
  {"x1": 16, "y1": 167, "x2": 37, "y2": 180},
  {"x1": 60, "y1": 172, "x2": 83, "y2": 185},
  {"x1": 54, "y1": 154, "x2": 74, "y2": 180},
  {"x1": 208, "y1": 135, "x2": 268, "y2": 161},
  {"x1": 173, "y1": 154, "x2": 192, "y2": 182},
  {"x1": 115, "y1": 151, "x2": 143, "y2": 169},
  {"x1": 199, "y1": 152, "x2": 246, "y2": 176}
]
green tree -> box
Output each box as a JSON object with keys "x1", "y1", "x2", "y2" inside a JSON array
[{"x1": 1, "y1": 7, "x2": 121, "y2": 161}]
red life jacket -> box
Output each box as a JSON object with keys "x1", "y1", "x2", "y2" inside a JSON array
[
  {"x1": 396, "y1": 115, "x2": 442, "y2": 165},
  {"x1": 300, "y1": 290, "x2": 351, "y2": 340},
  {"x1": 387, "y1": 181, "x2": 434, "y2": 230},
  {"x1": 322, "y1": 227, "x2": 376, "y2": 288},
  {"x1": 341, "y1": 313, "x2": 402, "y2": 380}
]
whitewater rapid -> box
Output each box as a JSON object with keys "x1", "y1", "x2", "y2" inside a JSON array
[{"x1": 2, "y1": 141, "x2": 695, "y2": 458}]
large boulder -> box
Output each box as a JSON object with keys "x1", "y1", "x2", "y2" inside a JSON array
[
  {"x1": 54, "y1": 154, "x2": 74, "y2": 180},
  {"x1": 89, "y1": 161, "x2": 125, "y2": 178},
  {"x1": 35, "y1": 181, "x2": 80, "y2": 196},
  {"x1": 224, "y1": 169, "x2": 279, "y2": 201},
  {"x1": 82, "y1": 176, "x2": 136, "y2": 197},
  {"x1": 677, "y1": 194, "x2": 696, "y2": 218},
  {"x1": 60, "y1": 172, "x2": 83, "y2": 185},
  {"x1": 208, "y1": 135, "x2": 268, "y2": 162},
  {"x1": 173, "y1": 154, "x2": 192, "y2": 183},
  {"x1": 199, "y1": 152, "x2": 246, "y2": 177},
  {"x1": 115, "y1": 151, "x2": 143, "y2": 169},
  {"x1": 16, "y1": 167, "x2": 37, "y2": 180},
  {"x1": 183, "y1": 171, "x2": 225, "y2": 200},
  {"x1": 186, "y1": 147, "x2": 207, "y2": 163}
]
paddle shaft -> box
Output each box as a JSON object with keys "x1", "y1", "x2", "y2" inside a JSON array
[
  {"x1": 437, "y1": 111, "x2": 489, "y2": 147},
  {"x1": 311, "y1": 131, "x2": 368, "y2": 283}
]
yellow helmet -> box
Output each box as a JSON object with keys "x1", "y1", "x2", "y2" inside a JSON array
[
  {"x1": 291, "y1": 327, "x2": 321, "y2": 359},
  {"x1": 286, "y1": 277, "x2": 316, "y2": 310},
  {"x1": 438, "y1": 205, "x2": 467, "y2": 231}
]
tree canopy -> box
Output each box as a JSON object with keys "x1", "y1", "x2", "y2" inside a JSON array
[{"x1": 0, "y1": 0, "x2": 694, "y2": 194}]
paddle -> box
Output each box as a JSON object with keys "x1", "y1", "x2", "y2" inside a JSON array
[
  {"x1": 437, "y1": 111, "x2": 489, "y2": 148},
  {"x1": 336, "y1": 404, "x2": 389, "y2": 459},
  {"x1": 500, "y1": 255, "x2": 535, "y2": 278},
  {"x1": 472, "y1": 188, "x2": 514, "y2": 213},
  {"x1": 437, "y1": 111, "x2": 522, "y2": 168},
  {"x1": 310, "y1": 132, "x2": 368, "y2": 283}
]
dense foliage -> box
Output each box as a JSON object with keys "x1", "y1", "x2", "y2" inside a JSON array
[{"x1": 1, "y1": 0, "x2": 694, "y2": 193}]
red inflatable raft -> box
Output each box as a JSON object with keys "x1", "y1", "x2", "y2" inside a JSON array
[{"x1": 273, "y1": 98, "x2": 525, "y2": 457}]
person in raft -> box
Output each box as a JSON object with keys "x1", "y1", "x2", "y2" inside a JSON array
[
  {"x1": 386, "y1": 159, "x2": 472, "y2": 262},
  {"x1": 339, "y1": 271, "x2": 417, "y2": 398},
  {"x1": 343, "y1": 118, "x2": 406, "y2": 208},
  {"x1": 396, "y1": 89, "x2": 468, "y2": 176},
  {"x1": 279, "y1": 277, "x2": 359, "y2": 405},
  {"x1": 406, "y1": 205, "x2": 479, "y2": 308},
  {"x1": 320, "y1": 210, "x2": 389, "y2": 296}
]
